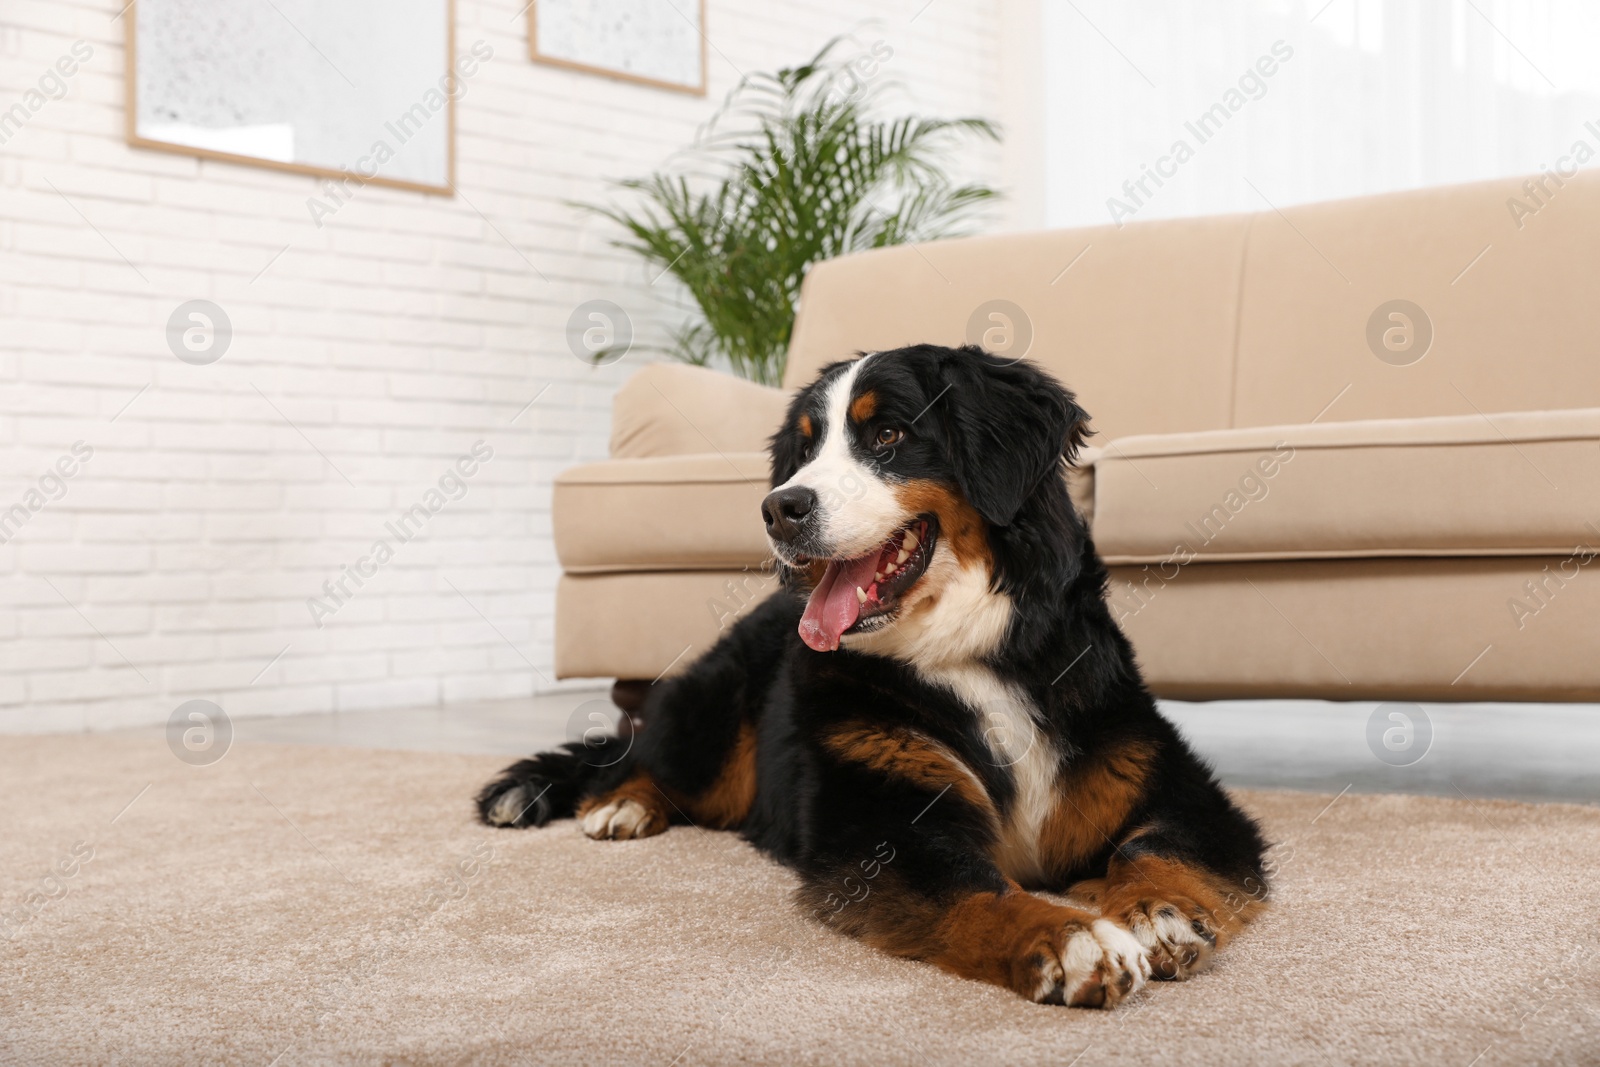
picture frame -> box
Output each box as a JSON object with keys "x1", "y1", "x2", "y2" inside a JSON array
[
  {"x1": 529, "y1": 0, "x2": 708, "y2": 97},
  {"x1": 124, "y1": 0, "x2": 458, "y2": 196}
]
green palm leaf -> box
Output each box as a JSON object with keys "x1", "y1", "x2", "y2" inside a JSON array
[{"x1": 579, "y1": 38, "x2": 1000, "y2": 386}]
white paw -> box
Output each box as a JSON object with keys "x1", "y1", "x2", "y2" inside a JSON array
[
  {"x1": 485, "y1": 786, "x2": 530, "y2": 826},
  {"x1": 1056, "y1": 920, "x2": 1152, "y2": 1008},
  {"x1": 581, "y1": 798, "x2": 658, "y2": 840},
  {"x1": 1123, "y1": 902, "x2": 1217, "y2": 980}
]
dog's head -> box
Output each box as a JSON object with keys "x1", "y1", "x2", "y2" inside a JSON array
[{"x1": 763, "y1": 344, "x2": 1091, "y2": 661}]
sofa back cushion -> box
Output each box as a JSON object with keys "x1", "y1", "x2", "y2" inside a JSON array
[
  {"x1": 1232, "y1": 168, "x2": 1600, "y2": 428},
  {"x1": 784, "y1": 215, "x2": 1252, "y2": 440},
  {"x1": 611, "y1": 363, "x2": 790, "y2": 459},
  {"x1": 788, "y1": 169, "x2": 1600, "y2": 439}
]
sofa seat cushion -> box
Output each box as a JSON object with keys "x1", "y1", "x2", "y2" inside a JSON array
[
  {"x1": 556, "y1": 447, "x2": 1103, "y2": 574},
  {"x1": 554, "y1": 453, "x2": 771, "y2": 573},
  {"x1": 1092, "y1": 408, "x2": 1600, "y2": 564}
]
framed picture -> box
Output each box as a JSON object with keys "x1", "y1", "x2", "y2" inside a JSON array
[
  {"x1": 126, "y1": 0, "x2": 457, "y2": 195},
  {"x1": 530, "y1": 0, "x2": 707, "y2": 97}
]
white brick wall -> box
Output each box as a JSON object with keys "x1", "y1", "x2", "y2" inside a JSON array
[{"x1": 0, "y1": 0, "x2": 1006, "y2": 731}]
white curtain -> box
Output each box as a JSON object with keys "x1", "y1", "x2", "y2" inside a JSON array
[{"x1": 1042, "y1": 0, "x2": 1600, "y2": 228}]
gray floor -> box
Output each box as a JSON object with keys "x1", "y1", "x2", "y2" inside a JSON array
[
  {"x1": 1161, "y1": 699, "x2": 1599, "y2": 805},
  {"x1": 108, "y1": 690, "x2": 1600, "y2": 806},
  {"x1": 103, "y1": 687, "x2": 1600, "y2": 806},
  {"x1": 203, "y1": 690, "x2": 596, "y2": 757}
]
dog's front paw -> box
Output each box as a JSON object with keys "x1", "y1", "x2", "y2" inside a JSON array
[
  {"x1": 1116, "y1": 897, "x2": 1218, "y2": 980},
  {"x1": 1036, "y1": 919, "x2": 1151, "y2": 1008},
  {"x1": 579, "y1": 796, "x2": 665, "y2": 840}
]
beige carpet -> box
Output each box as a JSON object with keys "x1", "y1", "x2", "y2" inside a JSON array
[{"x1": 2, "y1": 736, "x2": 1597, "y2": 1066}]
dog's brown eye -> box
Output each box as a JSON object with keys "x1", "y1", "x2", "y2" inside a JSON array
[{"x1": 875, "y1": 427, "x2": 904, "y2": 448}]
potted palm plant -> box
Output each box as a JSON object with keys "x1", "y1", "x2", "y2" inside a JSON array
[{"x1": 583, "y1": 39, "x2": 1001, "y2": 386}]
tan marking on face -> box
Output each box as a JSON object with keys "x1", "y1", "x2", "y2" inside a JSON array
[
  {"x1": 890, "y1": 479, "x2": 992, "y2": 571},
  {"x1": 798, "y1": 412, "x2": 814, "y2": 440},
  {"x1": 772, "y1": 356, "x2": 903, "y2": 560},
  {"x1": 849, "y1": 390, "x2": 877, "y2": 423}
]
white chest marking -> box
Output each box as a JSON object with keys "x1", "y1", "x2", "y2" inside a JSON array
[{"x1": 923, "y1": 663, "x2": 1059, "y2": 884}]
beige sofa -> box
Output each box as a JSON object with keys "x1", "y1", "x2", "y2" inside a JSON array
[{"x1": 554, "y1": 171, "x2": 1600, "y2": 701}]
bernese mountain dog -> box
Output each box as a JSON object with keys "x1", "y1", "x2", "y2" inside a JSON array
[{"x1": 476, "y1": 343, "x2": 1268, "y2": 1008}]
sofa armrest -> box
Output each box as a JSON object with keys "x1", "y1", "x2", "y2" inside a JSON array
[
  {"x1": 1068, "y1": 446, "x2": 1101, "y2": 527},
  {"x1": 610, "y1": 363, "x2": 790, "y2": 459}
]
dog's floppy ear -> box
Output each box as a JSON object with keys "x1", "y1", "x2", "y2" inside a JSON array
[{"x1": 932, "y1": 346, "x2": 1093, "y2": 527}]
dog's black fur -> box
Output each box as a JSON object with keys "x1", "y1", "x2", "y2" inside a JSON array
[{"x1": 477, "y1": 345, "x2": 1267, "y2": 1007}]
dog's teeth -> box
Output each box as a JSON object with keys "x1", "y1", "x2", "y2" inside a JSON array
[
  {"x1": 883, "y1": 563, "x2": 896, "y2": 576},
  {"x1": 855, "y1": 586, "x2": 867, "y2": 604},
  {"x1": 902, "y1": 530, "x2": 919, "y2": 552},
  {"x1": 895, "y1": 548, "x2": 910, "y2": 565},
  {"x1": 875, "y1": 571, "x2": 884, "y2": 582}
]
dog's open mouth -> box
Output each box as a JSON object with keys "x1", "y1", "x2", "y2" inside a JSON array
[{"x1": 796, "y1": 515, "x2": 937, "y2": 652}]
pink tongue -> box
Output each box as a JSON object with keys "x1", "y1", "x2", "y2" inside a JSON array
[{"x1": 798, "y1": 551, "x2": 884, "y2": 652}]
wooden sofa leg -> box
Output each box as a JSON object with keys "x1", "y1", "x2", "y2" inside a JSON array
[{"x1": 610, "y1": 679, "x2": 652, "y2": 732}]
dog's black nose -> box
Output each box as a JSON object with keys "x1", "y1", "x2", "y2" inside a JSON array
[{"x1": 762, "y1": 486, "x2": 817, "y2": 542}]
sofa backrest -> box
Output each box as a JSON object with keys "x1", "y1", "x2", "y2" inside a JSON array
[
  {"x1": 784, "y1": 216, "x2": 1252, "y2": 440},
  {"x1": 1231, "y1": 168, "x2": 1600, "y2": 428},
  {"x1": 786, "y1": 169, "x2": 1600, "y2": 439}
]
